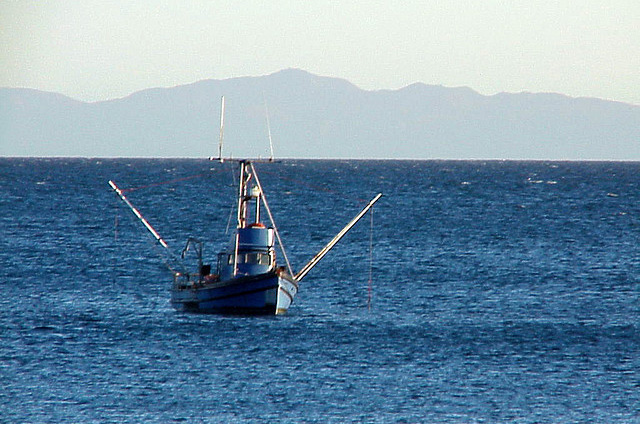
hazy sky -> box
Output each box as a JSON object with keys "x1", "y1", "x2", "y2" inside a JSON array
[{"x1": 2, "y1": 1, "x2": 639, "y2": 104}]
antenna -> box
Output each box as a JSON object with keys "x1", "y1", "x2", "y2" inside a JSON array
[
  {"x1": 218, "y1": 96, "x2": 225, "y2": 161},
  {"x1": 263, "y1": 93, "x2": 275, "y2": 161}
]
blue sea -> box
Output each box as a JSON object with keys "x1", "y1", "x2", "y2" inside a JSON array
[{"x1": 1, "y1": 158, "x2": 638, "y2": 423}]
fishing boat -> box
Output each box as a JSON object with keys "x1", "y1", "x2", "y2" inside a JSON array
[{"x1": 109, "y1": 97, "x2": 381, "y2": 315}]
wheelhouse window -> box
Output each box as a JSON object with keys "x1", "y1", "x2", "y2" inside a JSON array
[
  {"x1": 227, "y1": 252, "x2": 271, "y2": 265},
  {"x1": 246, "y1": 253, "x2": 260, "y2": 264}
]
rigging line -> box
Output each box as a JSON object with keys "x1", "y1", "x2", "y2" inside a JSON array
[
  {"x1": 250, "y1": 162, "x2": 294, "y2": 277},
  {"x1": 121, "y1": 173, "x2": 208, "y2": 192},
  {"x1": 115, "y1": 198, "x2": 182, "y2": 273},
  {"x1": 257, "y1": 167, "x2": 369, "y2": 204},
  {"x1": 120, "y1": 168, "x2": 226, "y2": 193},
  {"x1": 225, "y1": 164, "x2": 237, "y2": 235},
  {"x1": 295, "y1": 193, "x2": 382, "y2": 282},
  {"x1": 109, "y1": 180, "x2": 187, "y2": 273},
  {"x1": 224, "y1": 203, "x2": 235, "y2": 235},
  {"x1": 151, "y1": 240, "x2": 182, "y2": 274}
]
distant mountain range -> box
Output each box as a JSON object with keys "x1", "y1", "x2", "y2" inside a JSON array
[{"x1": 1, "y1": 69, "x2": 639, "y2": 159}]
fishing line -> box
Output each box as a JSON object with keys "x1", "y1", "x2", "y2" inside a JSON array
[
  {"x1": 114, "y1": 201, "x2": 119, "y2": 243},
  {"x1": 112, "y1": 195, "x2": 120, "y2": 284},
  {"x1": 367, "y1": 205, "x2": 374, "y2": 311}
]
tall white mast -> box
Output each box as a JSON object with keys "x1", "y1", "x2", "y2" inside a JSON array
[
  {"x1": 263, "y1": 93, "x2": 275, "y2": 161},
  {"x1": 218, "y1": 96, "x2": 225, "y2": 160}
]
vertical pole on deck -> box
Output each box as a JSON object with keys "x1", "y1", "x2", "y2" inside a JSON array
[{"x1": 233, "y1": 161, "x2": 246, "y2": 277}]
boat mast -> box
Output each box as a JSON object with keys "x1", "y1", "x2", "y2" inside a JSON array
[
  {"x1": 232, "y1": 160, "x2": 249, "y2": 276},
  {"x1": 218, "y1": 96, "x2": 225, "y2": 160},
  {"x1": 254, "y1": 186, "x2": 261, "y2": 223},
  {"x1": 236, "y1": 161, "x2": 248, "y2": 228},
  {"x1": 263, "y1": 93, "x2": 275, "y2": 161}
]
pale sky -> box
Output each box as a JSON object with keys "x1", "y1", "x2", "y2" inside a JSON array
[{"x1": 2, "y1": 0, "x2": 639, "y2": 104}]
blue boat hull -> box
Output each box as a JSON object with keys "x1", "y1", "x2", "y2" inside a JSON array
[{"x1": 171, "y1": 271, "x2": 296, "y2": 314}]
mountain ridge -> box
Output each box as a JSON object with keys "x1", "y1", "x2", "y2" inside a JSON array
[{"x1": 1, "y1": 69, "x2": 638, "y2": 159}]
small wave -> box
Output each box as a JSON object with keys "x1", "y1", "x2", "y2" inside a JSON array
[{"x1": 32, "y1": 325, "x2": 56, "y2": 332}]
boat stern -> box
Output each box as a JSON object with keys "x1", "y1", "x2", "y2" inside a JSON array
[{"x1": 275, "y1": 270, "x2": 298, "y2": 315}]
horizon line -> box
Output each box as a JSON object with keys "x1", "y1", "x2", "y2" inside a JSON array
[{"x1": 2, "y1": 155, "x2": 639, "y2": 163}]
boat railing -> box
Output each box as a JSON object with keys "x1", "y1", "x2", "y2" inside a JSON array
[{"x1": 172, "y1": 270, "x2": 220, "y2": 290}]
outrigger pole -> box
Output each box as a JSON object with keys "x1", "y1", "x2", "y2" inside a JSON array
[
  {"x1": 108, "y1": 180, "x2": 170, "y2": 250},
  {"x1": 295, "y1": 193, "x2": 383, "y2": 282}
]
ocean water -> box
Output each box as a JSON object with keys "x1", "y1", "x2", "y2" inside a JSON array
[{"x1": 0, "y1": 158, "x2": 638, "y2": 423}]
